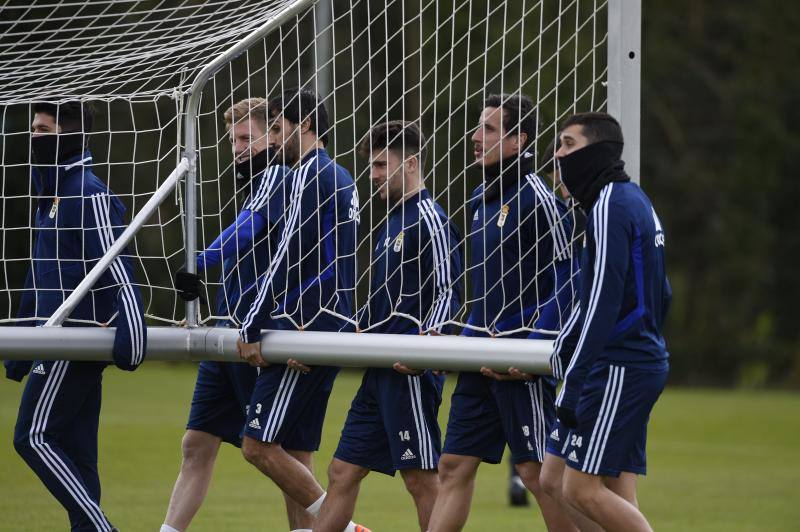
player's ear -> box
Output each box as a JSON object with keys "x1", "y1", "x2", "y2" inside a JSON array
[
  {"x1": 300, "y1": 117, "x2": 312, "y2": 135},
  {"x1": 515, "y1": 131, "x2": 527, "y2": 151},
  {"x1": 405, "y1": 154, "x2": 418, "y2": 173}
]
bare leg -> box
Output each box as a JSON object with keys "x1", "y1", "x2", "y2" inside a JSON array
[
  {"x1": 283, "y1": 450, "x2": 317, "y2": 530},
  {"x1": 163, "y1": 430, "x2": 222, "y2": 531},
  {"x1": 241, "y1": 437, "x2": 325, "y2": 519},
  {"x1": 562, "y1": 468, "x2": 652, "y2": 532},
  {"x1": 539, "y1": 453, "x2": 603, "y2": 532},
  {"x1": 426, "y1": 454, "x2": 481, "y2": 532},
  {"x1": 604, "y1": 472, "x2": 638, "y2": 507},
  {"x1": 399, "y1": 468, "x2": 439, "y2": 531},
  {"x1": 515, "y1": 460, "x2": 578, "y2": 532},
  {"x1": 314, "y1": 458, "x2": 370, "y2": 532}
]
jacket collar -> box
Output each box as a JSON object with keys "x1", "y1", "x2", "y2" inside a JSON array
[
  {"x1": 481, "y1": 151, "x2": 535, "y2": 202},
  {"x1": 33, "y1": 151, "x2": 92, "y2": 196}
]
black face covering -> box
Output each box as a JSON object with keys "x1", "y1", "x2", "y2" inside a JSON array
[
  {"x1": 235, "y1": 147, "x2": 275, "y2": 181},
  {"x1": 31, "y1": 133, "x2": 85, "y2": 166},
  {"x1": 558, "y1": 141, "x2": 630, "y2": 211}
]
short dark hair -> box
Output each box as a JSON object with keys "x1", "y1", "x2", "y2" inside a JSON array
[
  {"x1": 32, "y1": 101, "x2": 94, "y2": 133},
  {"x1": 359, "y1": 120, "x2": 427, "y2": 170},
  {"x1": 560, "y1": 112, "x2": 624, "y2": 145},
  {"x1": 268, "y1": 88, "x2": 329, "y2": 146},
  {"x1": 538, "y1": 136, "x2": 560, "y2": 175},
  {"x1": 483, "y1": 93, "x2": 537, "y2": 150}
]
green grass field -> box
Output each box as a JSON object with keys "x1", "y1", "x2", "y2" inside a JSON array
[{"x1": 1, "y1": 363, "x2": 798, "y2": 531}]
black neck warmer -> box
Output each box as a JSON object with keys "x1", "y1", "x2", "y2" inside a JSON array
[
  {"x1": 31, "y1": 133, "x2": 85, "y2": 166},
  {"x1": 482, "y1": 151, "x2": 535, "y2": 201},
  {"x1": 235, "y1": 147, "x2": 274, "y2": 181},
  {"x1": 558, "y1": 141, "x2": 630, "y2": 211}
]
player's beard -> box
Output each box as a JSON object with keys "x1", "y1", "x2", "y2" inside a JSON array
[{"x1": 281, "y1": 131, "x2": 301, "y2": 166}]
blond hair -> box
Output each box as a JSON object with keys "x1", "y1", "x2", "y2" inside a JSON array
[{"x1": 223, "y1": 97, "x2": 268, "y2": 131}]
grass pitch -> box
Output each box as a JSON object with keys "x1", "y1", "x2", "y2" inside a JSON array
[{"x1": 1, "y1": 363, "x2": 798, "y2": 531}]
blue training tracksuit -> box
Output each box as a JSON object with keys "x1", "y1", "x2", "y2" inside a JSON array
[
  {"x1": 240, "y1": 148, "x2": 358, "y2": 449},
  {"x1": 187, "y1": 162, "x2": 291, "y2": 446},
  {"x1": 6, "y1": 151, "x2": 146, "y2": 531},
  {"x1": 554, "y1": 180, "x2": 671, "y2": 476},
  {"x1": 197, "y1": 163, "x2": 291, "y2": 325},
  {"x1": 335, "y1": 189, "x2": 463, "y2": 474},
  {"x1": 444, "y1": 152, "x2": 575, "y2": 465}
]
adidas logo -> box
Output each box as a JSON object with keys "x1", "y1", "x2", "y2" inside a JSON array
[
  {"x1": 32, "y1": 364, "x2": 46, "y2": 375},
  {"x1": 550, "y1": 429, "x2": 560, "y2": 442},
  {"x1": 568, "y1": 451, "x2": 579, "y2": 463},
  {"x1": 401, "y1": 448, "x2": 416, "y2": 461},
  {"x1": 526, "y1": 441, "x2": 533, "y2": 451},
  {"x1": 248, "y1": 418, "x2": 261, "y2": 430}
]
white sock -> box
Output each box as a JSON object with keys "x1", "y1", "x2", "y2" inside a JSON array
[
  {"x1": 160, "y1": 526, "x2": 180, "y2": 532},
  {"x1": 305, "y1": 492, "x2": 327, "y2": 518},
  {"x1": 290, "y1": 529, "x2": 312, "y2": 532},
  {"x1": 344, "y1": 523, "x2": 358, "y2": 532}
]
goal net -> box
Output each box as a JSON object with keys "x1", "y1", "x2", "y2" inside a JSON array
[{"x1": 0, "y1": 0, "x2": 612, "y2": 344}]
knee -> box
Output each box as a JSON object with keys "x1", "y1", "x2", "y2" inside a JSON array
[
  {"x1": 401, "y1": 471, "x2": 437, "y2": 499},
  {"x1": 539, "y1": 467, "x2": 562, "y2": 500},
  {"x1": 436, "y1": 455, "x2": 475, "y2": 486},
  {"x1": 13, "y1": 428, "x2": 31, "y2": 458},
  {"x1": 561, "y1": 475, "x2": 598, "y2": 512},
  {"x1": 241, "y1": 437, "x2": 276, "y2": 468},
  {"x1": 180, "y1": 431, "x2": 218, "y2": 468},
  {"x1": 515, "y1": 462, "x2": 543, "y2": 496},
  {"x1": 327, "y1": 459, "x2": 367, "y2": 488}
]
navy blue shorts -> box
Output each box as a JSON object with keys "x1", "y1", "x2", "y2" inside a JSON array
[
  {"x1": 244, "y1": 363, "x2": 339, "y2": 451},
  {"x1": 443, "y1": 372, "x2": 556, "y2": 465},
  {"x1": 187, "y1": 361, "x2": 259, "y2": 447},
  {"x1": 335, "y1": 368, "x2": 444, "y2": 475},
  {"x1": 545, "y1": 418, "x2": 570, "y2": 459},
  {"x1": 563, "y1": 364, "x2": 668, "y2": 477}
]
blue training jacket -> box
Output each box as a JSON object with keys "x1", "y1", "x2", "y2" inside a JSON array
[
  {"x1": 555, "y1": 181, "x2": 671, "y2": 411},
  {"x1": 464, "y1": 157, "x2": 575, "y2": 337},
  {"x1": 4, "y1": 151, "x2": 146, "y2": 380},
  {"x1": 359, "y1": 188, "x2": 464, "y2": 335},
  {"x1": 196, "y1": 163, "x2": 291, "y2": 326},
  {"x1": 240, "y1": 148, "x2": 358, "y2": 342}
]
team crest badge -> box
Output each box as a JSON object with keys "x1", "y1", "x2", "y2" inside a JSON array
[
  {"x1": 497, "y1": 204, "x2": 509, "y2": 227},
  {"x1": 393, "y1": 231, "x2": 404, "y2": 252}
]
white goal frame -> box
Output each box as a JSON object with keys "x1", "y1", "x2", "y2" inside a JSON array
[{"x1": 0, "y1": 0, "x2": 640, "y2": 373}]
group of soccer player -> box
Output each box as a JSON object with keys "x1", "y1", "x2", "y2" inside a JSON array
[{"x1": 5, "y1": 87, "x2": 671, "y2": 532}]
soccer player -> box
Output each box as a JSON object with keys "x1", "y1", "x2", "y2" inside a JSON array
[
  {"x1": 507, "y1": 136, "x2": 578, "y2": 510},
  {"x1": 553, "y1": 112, "x2": 671, "y2": 532},
  {"x1": 509, "y1": 138, "x2": 602, "y2": 532},
  {"x1": 160, "y1": 98, "x2": 290, "y2": 532},
  {"x1": 5, "y1": 101, "x2": 146, "y2": 532},
  {"x1": 235, "y1": 89, "x2": 364, "y2": 532},
  {"x1": 312, "y1": 121, "x2": 463, "y2": 532},
  {"x1": 427, "y1": 94, "x2": 575, "y2": 532}
]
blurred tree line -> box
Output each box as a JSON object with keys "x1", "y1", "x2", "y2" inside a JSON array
[{"x1": 642, "y1": 0, "x2": 800, "y2": 387}]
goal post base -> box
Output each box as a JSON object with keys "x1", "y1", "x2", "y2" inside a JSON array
[{"x1": 0, "y1": 327, "x2": 553, "y2": 375}]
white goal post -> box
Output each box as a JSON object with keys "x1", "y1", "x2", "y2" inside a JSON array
[{"x1": 0, "y1": 0, "x2": 640, "y2": 372}]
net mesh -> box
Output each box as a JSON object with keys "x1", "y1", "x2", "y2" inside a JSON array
[{"x1": 1, "y1": 0, "x2": 608, "y2": 336}]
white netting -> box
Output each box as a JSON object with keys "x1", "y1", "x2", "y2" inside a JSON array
[
  {"x1": 192, "y1": 0, "x2": 607, "y2": 336},
  {"x1": 1, "y1": 0, "x2": 608, "y2": 335},
  {"x1": 0, "y1": 0, "x2": 300, "y2": 325}
]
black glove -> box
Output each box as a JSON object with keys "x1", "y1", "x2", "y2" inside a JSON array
[
  {"x1": 557, "y1": 406, "x2": 578, "y2": 429},
  {"x1": 174, "y1": 267, "x2": 205, "y2": 303}
]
